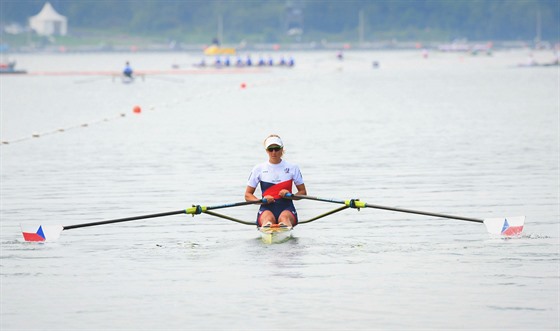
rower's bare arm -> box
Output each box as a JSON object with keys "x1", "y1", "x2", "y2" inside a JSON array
[
  {"x1": 294, "y1": 183, "x2": 307, "y2": 199},
  {"x1": 279, "y1": 184, "x2": 307, "y2": 199},
  {"x1": 246, "y1": 185, "x2": 274, "y2": 203},
  {"x1": 245, "y1": 186, "x2": 258, "y2": 202}
]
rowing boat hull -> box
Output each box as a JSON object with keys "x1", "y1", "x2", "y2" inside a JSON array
[
  {"x1": 121, "y1": 76, "x2": 134, "y2": 84},
  {"x1": 0, "y1": 70, "x2": 27, "y2": 74},
  {"x1": 258, "y1": 226, "x2": 292, "y2": 244}
]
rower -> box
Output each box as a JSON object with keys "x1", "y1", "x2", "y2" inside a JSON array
[
  {"x1": 214, "y1": 56, "x2": 222, "y2": 67},
  {"x1": 245, "y1": 135, "x2": 307, "y2": 228},
  {"x1": 236, "y1": 56, "x2": 244, "y2": 67},
  {"x1": 288, "y1": 56, "x2": 295, "y2": 67},
  {"x1": 123, "y1": 61, "x2": 133, "y2": 78}
]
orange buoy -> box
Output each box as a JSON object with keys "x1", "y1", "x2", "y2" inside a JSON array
[
  {"x1": 241, "y1": 83, "x2": 247, "y2": 89},
  {"x1": 133, "y1": 105, "x2": 142, "y2": 113}
]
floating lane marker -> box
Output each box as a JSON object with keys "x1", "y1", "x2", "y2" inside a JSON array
[
  {"x1": 2, "y1": 75, "x2": 302, "y2": 146},
  {"x1": 1, "y1": 113, "x2": 127, "y2": 145}
]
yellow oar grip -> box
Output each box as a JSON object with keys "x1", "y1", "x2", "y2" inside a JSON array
[
  {"x1": 186, "y1": 206, "x2": 207, "y2": 214},
  {"x1": 344, "y1": 200, "x2": 366, "y2": 208}
]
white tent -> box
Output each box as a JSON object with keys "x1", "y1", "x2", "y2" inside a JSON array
[{"x1": 29, "y1": 2, "x2": 67, "y2": 36}]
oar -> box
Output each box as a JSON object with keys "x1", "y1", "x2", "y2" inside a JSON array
[
  {"x1": 286, "y1": 194, "x2": 525, "y2": 236},
  {"x1": 20, "y1": 199, "x2": 266, "y2": 242}
]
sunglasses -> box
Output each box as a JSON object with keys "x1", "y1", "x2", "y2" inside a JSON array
[{"x1": 267, "y1": 147, "x2": 282, "y2": 152}]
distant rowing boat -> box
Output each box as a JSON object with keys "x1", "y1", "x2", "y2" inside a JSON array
[
  {"x1": 121, "y1": 75, "x2": 135, "y2": 84},
  {"x1": 516, "y1": 61, "x2": 559, "y2": 68},
  {"x1": 0, "y1": 61, "x2": 27, "y2": 74},
  {"x1": 191, "y1": 60, "x2": 295, "y2": 69}
]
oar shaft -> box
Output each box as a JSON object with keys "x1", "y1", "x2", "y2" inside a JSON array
[
  {"x1": 362, "y1": 203, "x2": 483, "y2": 223},
  {"x1": 291, "y1": 194, "x2": 483, "y2": 223},
  {"x1": 299, "y1": 205, "x2": 349, "y2": 224},
  {"x1": 63, "y1": 210, "x2": 186, "y2": 230},
  {"x1": 206, "y1": 199, "x2": 265, "y2": 211},
  {"x1": 203, "y1": 210, "x2": 255, "y2": 225},
  {"x1": 292, "y1": 194, "x2": 345, "y2": 204},
  {"x1": 64, "y1": 200, "x2": 264, "y2": 231}
]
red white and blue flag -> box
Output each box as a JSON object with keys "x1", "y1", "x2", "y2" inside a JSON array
[
  {"x1": 21, "y1": 225, "x2": 46, "y2": 242},
  {"x1": 483, "y1": 216, "x2": 525, "y2": 236},
  {"x1": 20, "y1": 224, "x2": 64, "y2": 242}
]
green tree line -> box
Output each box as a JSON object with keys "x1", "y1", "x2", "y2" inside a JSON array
[{"x1": 1, "y1": 0, "x2": 558, "y2": 43}]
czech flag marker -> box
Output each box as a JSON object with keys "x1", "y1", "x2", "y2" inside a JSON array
[
  {"x1": 21, "y1": 224, "x2": 63, "y2": 242},
  {"x1": 483, "y1": 216, "x2": 525, "y2": 236}
]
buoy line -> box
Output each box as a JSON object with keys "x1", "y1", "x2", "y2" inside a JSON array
[
  {"x1": 1, "y1": 74, "x2": 305, "y2": 146},
  {"x1": 1, "y1": 113, "x2": 128, "y2": 145}
]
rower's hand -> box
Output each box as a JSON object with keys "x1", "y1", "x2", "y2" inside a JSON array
[
  {"x1": 279, "y1": 190, "x2": 290, "y2": 198},
  {"x1": 263, "y1": 195, "x2": 275, "y2": 204}
]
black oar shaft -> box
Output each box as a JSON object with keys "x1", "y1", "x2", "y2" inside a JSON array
[
  {"x1": 299, "y1": 206, "x2": 349, "y2": 224},
  {"x1": 363, "y1": 203, "x2": 483, "y2": 223},
  {"x1": 290, "y1": 194, "x2": 345, "y2": 204},
  {"x1": 292, "y1": 194, "x2": 483, "y2": 224},
  {"x1": 63, "y1": 210, "x2": 186, "y2": 230},
  {"x1": 206, "y1": 199, "x2": 264, "y2": 211},
  {"x1": 62, "y1": 200, "x2": 264, "y2": 231},
  {"x1": 203, "y1": 210, "x2": 255, "y2": 225}
]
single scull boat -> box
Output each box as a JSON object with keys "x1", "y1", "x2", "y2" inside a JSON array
[{"x1": 258, "y1": 224, "x2": 293, "y2": 244}]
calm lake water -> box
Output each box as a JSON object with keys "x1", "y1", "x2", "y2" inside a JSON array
[{"x1": 1, "y1": 49, "x2": 559, "y2": 330}]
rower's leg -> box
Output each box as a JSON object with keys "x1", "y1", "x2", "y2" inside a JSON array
[
  {"x1": 258, "y1": 210, "x2": 276, "y2": 226},
  {"x1": 278, "y1": 210, "x2": 296, "y2": 227}
]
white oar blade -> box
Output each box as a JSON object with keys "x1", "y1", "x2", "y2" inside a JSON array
[
  {"x1": 483, "y1": 216, "x2": 525, "y2": 236},
  {"x1": 20, "y1": 224, "x2": 63, "y2": 242}
]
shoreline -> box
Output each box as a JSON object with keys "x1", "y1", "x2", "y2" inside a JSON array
[{"x1": 1, "y1": 39, "x2": 556, "y2": 54}]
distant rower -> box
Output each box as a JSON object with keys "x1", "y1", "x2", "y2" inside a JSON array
[{"x1": 123, "y1": 61, "x2": 133, "y2": 78}]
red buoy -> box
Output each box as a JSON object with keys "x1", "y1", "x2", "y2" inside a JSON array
[{"x1": 133, "y1": 106, "x2": 141, "y2": 113}]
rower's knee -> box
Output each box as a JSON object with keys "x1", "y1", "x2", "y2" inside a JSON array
[
  {"x1": 258, "y1": 210, "x2": 276, "y2": 226},
  {"x1": 278, "y1": 211, "x2": 296, "y2": 227}
]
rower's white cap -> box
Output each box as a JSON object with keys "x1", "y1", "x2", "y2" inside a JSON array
[{"x1": 264, "y1": 136, "x2": 283, "y2": 148}]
